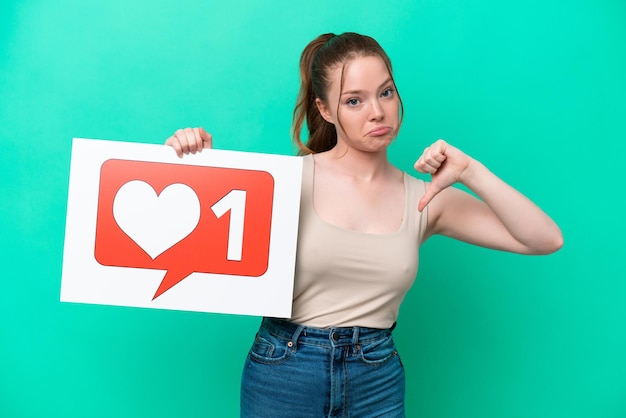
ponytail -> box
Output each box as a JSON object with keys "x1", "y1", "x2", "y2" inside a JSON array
[{"x1": 292, "y1": 33, "x2": 337, "y2": 155}]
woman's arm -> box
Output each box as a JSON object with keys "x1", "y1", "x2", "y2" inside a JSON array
[{"x1": 416, "y1": 140, "x2": 563, "y2": 255}]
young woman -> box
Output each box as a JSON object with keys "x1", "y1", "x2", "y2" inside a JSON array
[{"x1": 166, "y1": 32, "x2": 563, "y2": 418}]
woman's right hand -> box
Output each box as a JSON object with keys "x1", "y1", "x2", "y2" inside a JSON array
[{"x1": 165, "y1": 127, "x2": 213, "y2": 157}]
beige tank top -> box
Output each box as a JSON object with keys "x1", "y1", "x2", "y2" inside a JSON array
[{"x1": 288, "y1": 154, "x2": 428, "y2": 329}]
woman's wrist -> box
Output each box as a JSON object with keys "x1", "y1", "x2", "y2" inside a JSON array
[{"x1": 457, "y1": 158, "x2": 486, "y2": 188}]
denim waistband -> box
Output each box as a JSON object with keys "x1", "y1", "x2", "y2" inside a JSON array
[{"x1": 261, "y1": 317, "x2": 394, "y2": 347}]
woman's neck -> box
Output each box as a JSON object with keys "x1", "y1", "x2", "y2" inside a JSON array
[{"x1": 317, "y1": 144, "x2": 396, "y2": 182}]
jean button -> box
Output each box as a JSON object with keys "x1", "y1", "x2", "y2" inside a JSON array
[{"x1": 331, "y1": 331, "x2": 340, "y2": 342}]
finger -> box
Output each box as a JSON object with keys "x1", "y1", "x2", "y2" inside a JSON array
[
  {"x1": 414, "y1": 153, "x2": 426, "y2": 172},
  {"x1": 420, "y1": 163, "x2": 438, "y2": 174},
  {"x1": 433, "y1": 139, "x2": 448, "y2": 154},
  {"x1": 183, "y1": 127, "x2": 198, "y2": 154},
  {"x1": 423, "y1": 153, "x2": 445, "y2": 169},
  {"x1": 418, "y1": 183, "x2": 442, "y2": 212},
  {"x1": 198, "y1": 127, "x2": 213, "y2": 149},
  {"x1": 413, "y1": 159, "x2": 425, "y2": 173},
  {"x1": 431, "y1": 149, "x2": 447, "y2": 163},
  {"x1": 425, "y1": 140, "x2": 447, "y2": 161},
  {"x1": 414, "y1": 158, "x2": 438, "y2": 174},
  {"x1": 165, "y1": 136, "x2": 183, "y2": 158},
  {"x1": 173, "y1": 129, "x2": 190, "y2": 155},
  {"x1": 192, "y1": 127, "x2": 204, "y2": 152}
]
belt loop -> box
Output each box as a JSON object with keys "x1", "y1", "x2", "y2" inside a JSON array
[
  {"x1": 352, "y1": 326, "x2": 360, "y2": 356},
  {"x1": 352, "y1": 327, "x2": 360, "y2": 344},
  {"x1": 290, "y1": 324, "x2": 305, "y2": 352}
]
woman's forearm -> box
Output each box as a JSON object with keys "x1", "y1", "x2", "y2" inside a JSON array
[{"x1": 460, "y1": 159, "x2": 564, "y2": 254}]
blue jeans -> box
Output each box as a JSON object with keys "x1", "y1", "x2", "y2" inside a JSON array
[{"x1": 240, "y1": 318, "x2": 405, "y2": 417}]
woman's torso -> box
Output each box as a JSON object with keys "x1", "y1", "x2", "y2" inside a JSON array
[{"x1": 288, "y1": 154, "x2": 428, "y2": 329}]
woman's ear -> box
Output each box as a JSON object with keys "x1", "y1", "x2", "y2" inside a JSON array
[{"x1": 315, "y1": 98, "x2": 334, "y2": 124}]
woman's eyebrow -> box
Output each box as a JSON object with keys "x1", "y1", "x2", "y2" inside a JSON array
[{"x1": 341, "y1": 77, "x2": 393, "y2": 96}]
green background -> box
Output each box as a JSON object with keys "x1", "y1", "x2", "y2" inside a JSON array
[{"x1": 1, "y1": 0, "x2": 625, "y2": 417}]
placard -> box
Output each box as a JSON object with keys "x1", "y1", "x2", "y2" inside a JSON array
[{"x1": 61, "y1": 138, "x2": 302, "y2": 317}]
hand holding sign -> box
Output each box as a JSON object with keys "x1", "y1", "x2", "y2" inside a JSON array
[{"x1": 165, "y1": 127, "x2": 213, "y2": 157}]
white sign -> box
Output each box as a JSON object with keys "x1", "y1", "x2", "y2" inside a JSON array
[{"x1": 61, "y1": 138, "x2": 302, "y2": 317}]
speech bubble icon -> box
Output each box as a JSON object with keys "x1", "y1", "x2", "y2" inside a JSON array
[{"x1": 94, "y1": 159, "x2": 275, "y2": 300}]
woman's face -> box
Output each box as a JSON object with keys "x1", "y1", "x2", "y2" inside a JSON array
[{"x1": 317, "y1": 54, "x2": 400, "y2": 153}]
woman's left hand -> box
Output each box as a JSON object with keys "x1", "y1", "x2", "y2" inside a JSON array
[
  {"x1": 415, "y1": 140, "x2": 563, "y2": 254},
  {"x1": 414, "y1": 139, "x2": 473, "y2": 211}
]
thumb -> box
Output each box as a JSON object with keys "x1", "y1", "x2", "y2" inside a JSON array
[{"x1": 418, "y1": 183, "x2": 442, "y2": 212}]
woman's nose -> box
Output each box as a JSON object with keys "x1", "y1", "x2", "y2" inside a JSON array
[{"x1": 369, "y1": 100, "x2": 384, "y2": 120}]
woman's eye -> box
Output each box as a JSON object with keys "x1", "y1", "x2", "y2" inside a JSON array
[
  {"x1": 347, "y1": 98, "x2": 360, "y2": 106},
  {"x1": 381, "y1": 88, "x2": 394, "y2": 98}
]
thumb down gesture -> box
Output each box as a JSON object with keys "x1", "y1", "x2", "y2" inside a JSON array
[{"x1": 414, "y1": 139, "x2": 473, "y2": 212}]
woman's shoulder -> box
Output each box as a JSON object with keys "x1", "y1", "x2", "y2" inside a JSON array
[{"x1": 401, "y1": 169, "x2": 426, "y2": 189}]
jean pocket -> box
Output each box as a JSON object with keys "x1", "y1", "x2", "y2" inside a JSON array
[
  {"x1": 359, "y1": 334, "x2": 398, "y2": 366},
  {"x1": 248, "y1": 331, "x2": 291, "y2": 365}
]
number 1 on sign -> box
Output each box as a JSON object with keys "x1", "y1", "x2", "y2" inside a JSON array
[{"x1": 210, "y1": 189, "x2": 247, "y2": 261}]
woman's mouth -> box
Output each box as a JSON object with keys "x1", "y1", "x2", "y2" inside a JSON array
[{"x1": 367, "y1": 126, "x2": 392, "y2": 137}]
